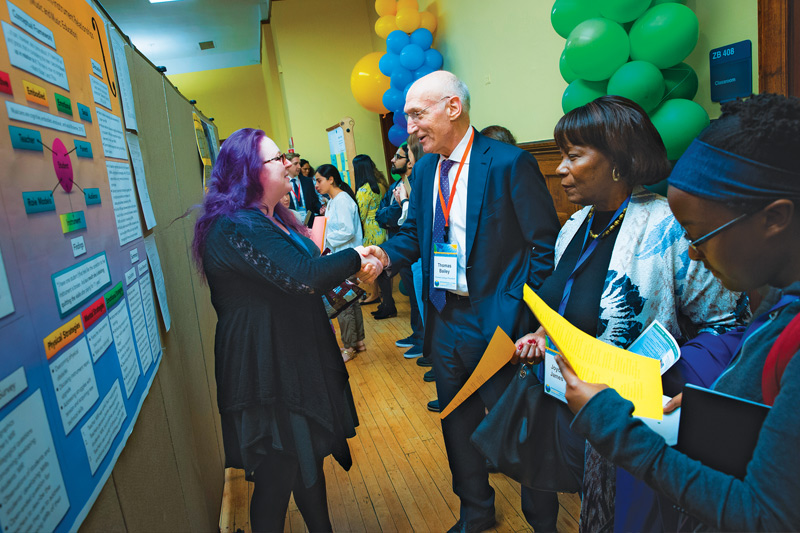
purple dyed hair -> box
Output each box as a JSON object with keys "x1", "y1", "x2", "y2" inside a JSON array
[{"x1": 192, "y1": 128, "x2": 309, "y2": 275}]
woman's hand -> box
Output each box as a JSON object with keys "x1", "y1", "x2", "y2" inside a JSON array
[
  {"x1": 512, "y1": 327, "x2": 547, "y2": 364},
  {"x1": 354, "y1": 246, "x2": 383, "y2": 283},
  {"x1": 554, "y1": 352, "x2": 608, "y2": 414},
  {"x1": 393, "y1": 184, "x2": 408, "y2": 204},
  {"x1": 664, "y1": 393, "x2": 682, "y2": 414}
]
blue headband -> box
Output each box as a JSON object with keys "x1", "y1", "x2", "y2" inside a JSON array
[{"x1": 668, "y1": 139, "x2": 800, "y2": 202}]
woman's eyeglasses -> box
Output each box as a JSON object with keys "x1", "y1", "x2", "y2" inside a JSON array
[
  {"x1": 264, "y1": 153, "x2": 288, "y2": 165},
  {"x1": 684, "y1": 212, "x2": 751, "y2": 252}
]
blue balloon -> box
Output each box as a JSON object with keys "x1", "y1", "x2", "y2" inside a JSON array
[
  {"x1": 413, "y1": 65, "x2": 436, "y2": 80},
  {"x1": 393, "y1": 112, "x2": 408, "y2": 130},
  {"x1": 404, "y1": 84, "x2": 412, "y2": 101},
  {"x1": 386, "y1": 30, "x2": 410, "y2": 55},
  {"x1": 379, "y1": 52, "x2": 400, "y2": 77},
  {"x1": 400, "y1": 43, "x2": 425, "y2": 71},
  {"x1": 388, "y1": 124, "x2": 408, "y2": 147},
  {"x1": 410, "y1": 28, "x2": 433, "y2": 50},
  {"x1": 423, "y1": 48, "x2": 443, "y2": 71},
  {"x1": 382, "y1": 88, "x2": 405, "y2": 114},
  {"x1": 390, "y1": 67, "x2": 413, "y2": 91}
]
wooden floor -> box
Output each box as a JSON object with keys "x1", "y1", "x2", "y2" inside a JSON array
[{"x1": 219, "y1": 284, "x2": 580, "y2": 533}]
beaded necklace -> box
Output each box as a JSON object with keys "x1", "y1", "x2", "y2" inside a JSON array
[{"x1": 586, "y1": 205, "x2": 627, "y2": 240}]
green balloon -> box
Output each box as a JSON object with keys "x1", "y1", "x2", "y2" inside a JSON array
[
  {"x1": 630, "y1": 4, "x2": 699, "y2": 68},
  {"x1": 607, "y1": 60, "x2": 665, "y2": 112},
  {"x1": 560, "y1": 49, "x2": 578, "y2": 83},
  {"x1": 551, "y1": 0, "x2": 602, "y2": 39},
  {"x1": 650, "y1": 98, "x2": 709, "y2": 160},
  {"x1": 565, "y1": 18, "x2": 630, "y2": 81},
  {"x1": 562, "y1": 79, "x2": 608, "y2": 113},
  {"x1": 661, "y1": 62, "x2": 698, "y2": 100},
  {"x1": 600, "y1": 0, "x2": 651, "y2": 23}
]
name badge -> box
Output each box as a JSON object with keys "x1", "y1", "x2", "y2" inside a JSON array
[{"x1": 433, "y1": 242, "x2": 458, "y2": 291}]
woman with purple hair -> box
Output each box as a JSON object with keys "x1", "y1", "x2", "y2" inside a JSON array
[{"x1": 192, "y1": 128, "x2": 379, "y2": 532}]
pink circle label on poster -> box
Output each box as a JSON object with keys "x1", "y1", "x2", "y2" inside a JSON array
[{"x1": 52, "y1": 138, "x2": 74, "y2": 192}]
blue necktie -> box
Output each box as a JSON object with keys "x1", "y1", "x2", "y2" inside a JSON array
[{"x1": 430, "y1": 158, "x2": 455, "y2": 312}]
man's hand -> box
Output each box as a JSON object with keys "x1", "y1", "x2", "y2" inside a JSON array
[
  {"x1": 361, "y1": 245, "x2": 390, "y2": 267},
  {"x1": 511, "y1": 327, "x2": 547, "y2": 364},
  {"x1": 554, "y1": 352, "x2": 608, "y2": 414},
  {"x1": 393, "y1": 185, "x2": 408, "y2": 204},
  {"x1": 354, "y1": 246, "x2": 385, "y2": 283}
]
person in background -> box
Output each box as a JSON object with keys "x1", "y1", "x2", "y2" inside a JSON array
[
  {"x1": 555, "y1": 93, "x2": 800, "y2": 532},
  {"x1": 315, "y1": 164, "x2": 365, "y2": 363},
  {"x1": 513, "y1": 96, "x2": 749, "y2": 532},
  {"x1": 281, "y1": 192, "x2": 305, "y2": 225},
  {"x1": 480, "y1": 125, "x2": 517, "y2": 146},
  {"x1": 362, "y1": 71, "x2": 560, "y2": 533},
  {"x1": 300, "y1": 158, "x2": 314, "y2": 178},
  {"x1": 192, "y1": 128, "x2": 380, "y2": 533},
  {"x1": 353, "y1": 154, "x2": 389, "y2": 308},
  {"x1": 288, "y1": 152, "x2": 322, "y2": 219}
]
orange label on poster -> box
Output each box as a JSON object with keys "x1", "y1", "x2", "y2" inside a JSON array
[
  {"x1": 43, "y1": 315, "x2": 83, "y2": 359},
  {"x1": 22, "y1": 79, "x2": 47, "y2": 106}
]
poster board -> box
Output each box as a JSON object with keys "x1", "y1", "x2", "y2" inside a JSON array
[{"x1": 326, "y1": 116, "x2": 356, "y2": 188}]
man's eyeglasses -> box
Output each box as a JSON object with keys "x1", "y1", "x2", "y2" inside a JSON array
[
  {"x1": 393, "y1": 152, "x2": 407, "y2": 161},
  {"x1": 684, "y1": 212, "x2": 751, "y2": 252},
  {"x1": 405, "y1": 95, "x2": 451, "y2": 123},
  {"x1": 264, "y1": 153, "x2": 288, "y2": 165}
]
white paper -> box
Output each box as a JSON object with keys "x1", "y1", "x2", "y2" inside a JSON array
[
  {"x1": 127, "y1": 281, "x2": 153, "y2": 375},
  {"x1": 139, "y1": 272, "x2": 162, "y2": 360},
  {"x1": 124, "y1": 266, "x2": 136, "y2": 286},
  {"x1": 90, "y1": 74, "x2": 111, "y2": 110},
  {"x1": 86, "y1": 316, "x2": 112, "y2": 362},
  {"x1": 49, "y1": 337, "x2": 99, "y2": 435},
  {"x1": 125, "y1": 132, "x2": 156, "y2": 229},
  {"x1": 130, "y1": 248, "x2": 139, "y2": 264},
  {"x1": 105, "y1": 161, "x2": 143, "y2": 246},
  {"x1": 71, "y1": 236, "x2": 86, "y2": 257},
  {"x1": 110, "y1": 29, "x2": 137, "y2": 131},
  {"x1": 0, "y1": 246, "x2": 14, "y2": 319},
  {"x1": 6, "y1": 100, "x2": 85, "y2": 136},
  {"x1": 51, "y1": 253, "x2": 111, "y2": 317},
  {"x1": 108, "y1": 300, "x2": 140, "y2": 398},
  {"x1": 627, "y1": 320, "x2": 681, "y2": 375},
  {"x1": 0, "y1": 367, "x2": 26, "y2": 411},
  {"x1": 144, "y1": 235, "x2": 171, "y2": 331},
  {"x1": 0, "y1": 391, "x2": 69, "y2": 533},
  {"x1": 637, "y1": 396, "x2": 681, "y2": 446},
  {"x1": 91, "y1": 58, "x2": 102, "y2": 79},
  {"x1": 7, "y1": 1, "x2": 55, "y2": 48},
  {"x1": 95, "y1": 107, "x2": 127, "y2": 159},
  {"x1": 81, "y1": 380, "x2": 127, "y2": 475},
  {"x1": 137, "y1": 258, "x2": 148, "y2": 276},
  {"x1": 1, "y1": 21, "x2": 67, "y2": 90}
]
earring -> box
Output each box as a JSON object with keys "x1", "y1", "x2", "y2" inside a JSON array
[{"x1": 612, "y1": 168, "x2": 621, "y2": 182}]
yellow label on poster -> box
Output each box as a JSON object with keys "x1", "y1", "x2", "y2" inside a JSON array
[
  {"x1": 22, "y1": 79, "x2": 47, "y2": 106},
  {"x1": 43, "y1": 314, "x2": 84, "y2": 359}
]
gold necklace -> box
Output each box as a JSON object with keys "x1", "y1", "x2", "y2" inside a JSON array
[{"x1": 587, "y1": 205, "x2": 627, "y2": 240}]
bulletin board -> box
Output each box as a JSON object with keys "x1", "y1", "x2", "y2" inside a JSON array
[
  {"x1": 0, "y1": 0, "x2": 177, "y2": 531},
  {"x1": 326, "y1": 116, "x2": 356, "y2": 187}
]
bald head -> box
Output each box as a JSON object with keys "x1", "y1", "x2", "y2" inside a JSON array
[{"x1": 404, "y1": 71, "x2": 471, "y2": 157}]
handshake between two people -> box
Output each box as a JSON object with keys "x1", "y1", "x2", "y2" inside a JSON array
[{"x1": 353, "y1": 246, "x2": 390, "y2": 284}]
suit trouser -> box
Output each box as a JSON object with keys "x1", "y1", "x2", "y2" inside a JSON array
[
  {"x1": 399, "y1": 265, "x2": 424, "y2": 345},
  {"x1": 430, "y1": 295, "x2": 543, "y2": 526}
]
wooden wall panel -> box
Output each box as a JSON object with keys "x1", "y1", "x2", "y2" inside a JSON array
[{"x1": 519, "y1": 140, "x2": 579, "y2": 225}]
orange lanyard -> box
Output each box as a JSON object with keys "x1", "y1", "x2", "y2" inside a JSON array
[{"x1": 437, "y1": 128, "x2": 474, "y2": 227}]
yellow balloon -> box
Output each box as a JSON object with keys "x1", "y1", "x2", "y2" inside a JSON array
[
  {"x1": 375, "y1": 0, "x2": 396, "y2": 17},
  {"x1": 351, "y1": 52, "x2": 390, "y2": 115},
  {"x1": 397, "y1": 0, "x2": 419, "y2": 11},
  {"x1": 419, "y1": 11, "x2": 437, "y2": 33},
  {"x1": 375, "y1": 15, "x2": 399, "y2": 39},
  {"x1": 395, "y1": 8, "x2": 421, "y2": 33}
]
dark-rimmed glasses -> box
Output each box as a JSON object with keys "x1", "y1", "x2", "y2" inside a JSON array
[
  {"x1": 685, "y1": 212, "x2": 751, "y2": 252},
  {"x1": 264, "y1": 153, "x2": 288, "y2": 165},
  {"x1": 405, "y1": 95, "x2": 451, "y2": 123}
]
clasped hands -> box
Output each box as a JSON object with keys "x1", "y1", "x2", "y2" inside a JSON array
[{"x1": 354, "y1": 246, "x2": 390, "y2": 284}]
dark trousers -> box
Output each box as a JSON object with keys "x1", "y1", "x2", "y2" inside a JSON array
[
  {"x1": 399, "y1": 265, "x2": 423, "y2": 345},
  {"x1": 376, "y1": 272, "x2": 395, "y2": 311},
  {"x1": 428, "y1": 297, "x2": 518, "y2": 524},
  {"x1": 250, "y1": 450, "x2": 332, "y2": 533}
]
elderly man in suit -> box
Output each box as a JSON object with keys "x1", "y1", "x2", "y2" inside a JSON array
[{"x1": 363, "y1": 71, "x2": 560, "y2": 532}]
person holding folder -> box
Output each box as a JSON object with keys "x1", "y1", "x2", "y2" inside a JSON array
[{"x1": 554, "y1": 93, "x2": 800, "y2": 531}]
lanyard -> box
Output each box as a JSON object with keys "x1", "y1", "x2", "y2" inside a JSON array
[
  {"x1": 438, "y1": 128, "x2": 474, "y2": 227},
  {"x1": 557, "y1": 196, "x2": 630, "y2": 316}
]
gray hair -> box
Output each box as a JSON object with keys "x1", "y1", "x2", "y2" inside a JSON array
[{"x1": 443, "y1": 73, "x2": 470, "y2": 114}]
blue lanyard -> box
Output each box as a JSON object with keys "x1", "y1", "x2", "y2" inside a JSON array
[{"x1": 557, "y1": 196, "x2": 630, "y2": 316}]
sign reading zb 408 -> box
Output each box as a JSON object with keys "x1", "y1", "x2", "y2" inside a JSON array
[{"x1": 709, "y1": 40, "x2": 752, "y2": 103}]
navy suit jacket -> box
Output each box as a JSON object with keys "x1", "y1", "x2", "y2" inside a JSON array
[
  {"x1": 381, "y1": 129, "x2": 560, "y2": 344},
  {"x1": 290, "y1": 175, "x2": 322, "y2": 215}
]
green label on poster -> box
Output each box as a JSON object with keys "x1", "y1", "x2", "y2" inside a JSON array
[
  {"x1": 104, "y1": 281, "x2": 124, "y2": 309},
  {"x1": 59, "y1": 211, "x2": 86, "y2": 234},
  {"x1": 55, "y1": 93, "x2": 72, "y2": 115}
]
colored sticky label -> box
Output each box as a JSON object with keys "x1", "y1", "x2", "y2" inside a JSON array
[
  {"x1": 84, "y1": 188, "x2": 101, "y2": 205},
  {"x1": 22, "y1": 191, "x2": 55, "y2": 213},
  {"x1": 74, "y1": 140, "x2": 93, "y2": 158},
  {"x1": 60, "y1": 211, "x2": 86, "y2": 234},
  {"x1": 9, "y1": 126, "x2": 42, "y2": 151},
  {"x1": 0, "y1": 71, "x2": 12, "y2": 95},
  {"x1": 55, "y1": 93, "x2": 72, "y2": 115},
  {"x1": 43, "y1": 315, "x2": 84, "y2": 359},
  {"x1": 104, "y1": 281, "x2": 124, "y2": 309},
  {"x1": 23, "y1": 79, "x2": 47, "y2": 106},
  {"x1": 81, "y1": 296, "x2": 107, "y2": 329},
  {"x1": 77, "y1": 103, "x2": 92, "y2": 123}
]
